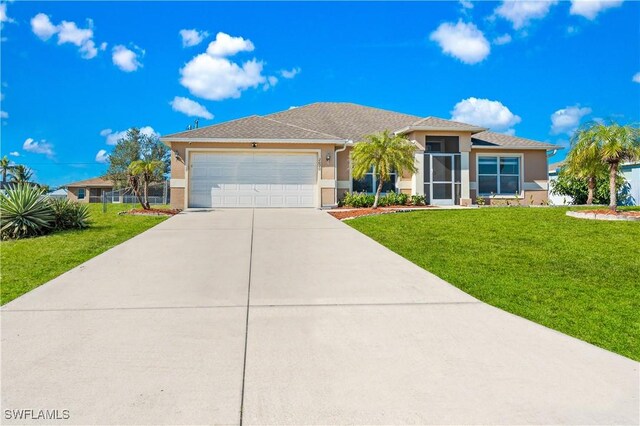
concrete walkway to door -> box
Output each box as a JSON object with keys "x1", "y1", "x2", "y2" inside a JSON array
[{"x1": 1, "y1": 209, "x2": 638, "y2": 425}]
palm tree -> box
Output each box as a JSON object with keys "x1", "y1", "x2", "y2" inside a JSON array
[
  {"x1": 0, "y1": 156, "x2": 15, "y2": 188},
  {"x1": 574, "y1": 122, "x2": 640, "y2": 211},
  {"x1": 10, "y1": 165, "x2": 33, "y2": 184},
  {"x1": 565, "y1": 129, "x2": 608, "y2": 205},
  {"x1": 128, "y1": 159, "x2": 164, "y2": 209},
  {"x1": 351, "y1": 130, "x2": 417, "y2": 209}
]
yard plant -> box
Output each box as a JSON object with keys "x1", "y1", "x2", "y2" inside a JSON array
[
  {"x1": 348, "y1": 207, "x2": 640, "y2": 360},
  {"x1": 350, "y1": 130, "x2": 417, "y2": 209}
]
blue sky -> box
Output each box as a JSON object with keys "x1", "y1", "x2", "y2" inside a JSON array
[{"x1": 1, "y1": 1, "x2": 638, "y2": 187}]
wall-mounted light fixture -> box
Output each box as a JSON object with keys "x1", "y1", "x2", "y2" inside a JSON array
[
  {"x1": 173, "y1": 150, "x2": 184, "y2": 163},
  {"x1": 252, "y1": 142, "x2": 258, "y2": 148},
  {"x1": 326, "y1": 153, "x2": 331, "y2": 162}
]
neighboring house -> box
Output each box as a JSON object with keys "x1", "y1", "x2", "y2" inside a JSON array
[
  {"x1": 160, "y1": 102, "x2": 558, "y2": 209},
  {"x1": 65, "y1": 177, "x2": 114, "y2": 203},
  {"x1": 46, "y1": 188, "x2": 68, "y2": 200}
]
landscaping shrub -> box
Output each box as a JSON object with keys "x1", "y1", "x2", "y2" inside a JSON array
[
  {"x1": 48, "y1": 199, "x2": 91, "y2": 231},
  {"x1": 409, "y1": 195, "x2": 426, "y2": 206},
  {"x1": 340, "y1": 191, "x2": 409, "y2": 208},
  {"x1": 0, "y1": 184, "x2": 54, "y2": 240}
]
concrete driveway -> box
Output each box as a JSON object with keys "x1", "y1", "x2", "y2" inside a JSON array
[{"x1": 2, "y1": 209, "x2": 638, "y2": 425}]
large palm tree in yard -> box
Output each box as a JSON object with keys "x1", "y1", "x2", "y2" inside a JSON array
[
  {"x1": 565, "y1": 130, "x2": 608, "y2": 205},
  {"x1": 10, "y1": 165, "x2": 33, "y2": 184},
  {"x1": 570, "y1": 122, "x2": 640, "y2": 211},
  {"x1": 351, "y1": 130, "x2": 417, "y2": 209}
]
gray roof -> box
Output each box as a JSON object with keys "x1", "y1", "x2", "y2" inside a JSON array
[
  {"x1": 65, "y1": 176, "x2": 113, "y2": 188},
  {"x1": 472, "y1": 131, "x2": 559, "y2": 150},
  {"x1": 162, "y1": 102, "x2": 555, "y2": 150}
]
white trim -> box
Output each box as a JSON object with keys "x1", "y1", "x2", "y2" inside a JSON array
[
  {"x1": 170, "y1": 178, "x2": 185, "y2": 188},
  {"x1": 320, "y1": 179, "x2": 336, "y2": 188},
  {"x1": 162, "y1": 137, "x2": 346, "y2": 144},
  {"x1": 460, "y1": 152, "x2": 470, "y2": 200},
  {"x1": 184, "y1": 147, "x2": 322, "y2": 209},
  {"x1": 523, "y1": 180, "x2": 549, "y2": 191},
  {"x1": 429, "y1": 153, "x2": 457, "y2": 206},
  {"x1": 413, "y1": 153, "x2": 424, "y2": 195},
  {"x1": 475, "y1": 152, "x2": 524, "y2": 197}
]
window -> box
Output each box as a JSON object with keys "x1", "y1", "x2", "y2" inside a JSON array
[
  {"x1": 477, "y1": 156, "x2": 520, "y2": 195},
  {"x1": 352, "y1": 167, "x2": 397, "y2": 193},
  {"x1": 78, "y1": 188, "x2": 86, "y2": 199}
]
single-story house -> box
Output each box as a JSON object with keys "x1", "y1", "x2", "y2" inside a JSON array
[
  {"x1": 160, "y1": 102, "x2": 558, "y2": 209},
  {"x1": 65, "y1": 177, "x2": 114, "y2": 203}
]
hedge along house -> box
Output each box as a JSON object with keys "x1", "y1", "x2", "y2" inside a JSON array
[{"x1": 160, "y1": 103, "x2": 558, "y2": 209}]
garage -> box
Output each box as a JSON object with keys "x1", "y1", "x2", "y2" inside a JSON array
[{"x1": 188, "y1": 152, "x2": 318, "y2": 208}]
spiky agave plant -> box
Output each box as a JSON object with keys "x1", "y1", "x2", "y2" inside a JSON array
[
  {"x1": 48, "y1": 198, "x2": 91, "y2": 231},
  {"x1": 0, "y1": 183, "x2": 54, "y2": 239}
]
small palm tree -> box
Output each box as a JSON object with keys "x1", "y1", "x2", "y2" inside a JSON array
[
  {"x1": 10, "y1": 165, "x2": 33, "y2": 184},
  {"x1": 565, "y1": 129, "x2": 608, "y2": 205},
  {"x1": 128, "y1": 159, "x2": 164, "y2": 210},
  {"x1": 0, "y1": 156, "x2": 15, "y2": 188},
  {"x1": 351, "y1": 130, "x2": 417, "y2": 209},
  {"x1": 574, "y1": 122, "x2": 640, "y2": 211}
]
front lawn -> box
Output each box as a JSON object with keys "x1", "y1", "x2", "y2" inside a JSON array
[
  {"x1": 1, "y1": 204, "x2": 169, "y2": 305},
  {"x1": 347, "y1": 207, "x2": 640, "y2": 361}
]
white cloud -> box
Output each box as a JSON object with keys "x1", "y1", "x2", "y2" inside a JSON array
[
  {"x1": 112, "y1": 45, "x2": 143, "y2": 72},
  {"x1": 30, "y1": 13, "x2": 100, "y2": 59},
  {"x1": 280, "y1": 67, "x2": 301, "y2": 79},
  {"x1": 460, "y1": 0, "x2": 474, "y2": 9},
  {"x1": 9, "y1": 151, "x2": 19, "y2": 157},
  {"x1": 430, "y1": 21, "x2": 490, "y2": 65},
  {"x1": 264, "y1": 75, "x2": 279, "y2": 90},
  {"x1": 569, "y1": 0, "x2": 623, "y2": 19},
  {"x1": 101, "y1": 126, "x2": 159, "y2": 145},
  {"x1": 550, "y1": 105, "x2": 592, "y2": 134},
  {"x1": 494, "y1": 1, "x2": 558, "y2": 30},
  {"x1": 95, "y1": 149, "x2": 109, "y2": 164},
  {"x1": 180, "y1": 53, "x2": 265, "y2": 100},
  {"x1": 1, "y1": 3, "x2": 15, "y2": 27},
  {"x1": 451, "y1": 97, "x2": 522, "y2": 132},
  {"x1": 493, "y1": 33, "x2": 512, "y2": 45},
  {"x1": 23, "y1": 138, "x2": 55, "y2": 158},
  {"x1": 31, "y1": 13, "x2": 58, "y2": 41},
  {"x1": 180, "y1": 29, "x2": 209, "y2": 47},
  {"x1": 100, "y1": 42, "x2": 107, "y2": 51},
  {"x1": 170, "y1": 96, "x2": 214, "y2": 119},
  {"x1": 206, "y1": 32, "x2": 254, "y2": 57},
  {"x1": 633, "y1": 72, "x2": 640, "y2": 83},
  {"x1": 0, "y1": 110, "x2": 7, "y2": 119}
]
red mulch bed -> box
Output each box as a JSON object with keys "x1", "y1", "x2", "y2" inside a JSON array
[
  {"x1": 328, "y1": 206, "x2": 434, "y2": 220},
  {"x1": 125, "y1": 208, "x2": 181, "y2": 216},
  {"x1": 581, "y1": 209, "x2": 640, "y2": 217}
]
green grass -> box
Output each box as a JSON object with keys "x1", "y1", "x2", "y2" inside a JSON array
[
  {"x1": 347, "y1": 207, "x2": 640, "y2": 360},
  {"x1": 1, "y1": 204, "x2": 168, "y2": 305}
]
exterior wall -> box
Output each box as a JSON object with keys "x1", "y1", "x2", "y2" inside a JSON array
[
  {"x1": 66, "y1": 186, "x2": 112, "y2": 203},
  {"x1": 621, "y1": 164, "x2": 640, "y2": 206},
  {"x1": 169, "y1": 141, "x2": 339, "y2": 209},
  {"x1": 469, "y1": 149, "x2": 549, "y2": 206}
]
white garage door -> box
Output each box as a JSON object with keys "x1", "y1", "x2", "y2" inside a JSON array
[{"x1": 188, "y1": 152, "x2": 318, "y2": 208}]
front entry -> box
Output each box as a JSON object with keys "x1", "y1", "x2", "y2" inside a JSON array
[{"x1": 424, "y1": 153, "x2": 461, "y2": 206}]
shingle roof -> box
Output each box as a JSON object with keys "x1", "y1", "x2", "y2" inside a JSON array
[
  {"x1": 266, "y1": 102, "x2": 421, "y2": 142},
  {"x1": 65, "y1": 176, "x2": 113, "y2": 188},
  {"x1": 162, "y1": 102, "x2": 555, "y2": 150},
  {"x1": 472, "y1": 131, "x2": 559, "y2": 150},
  {"x1": 163, "y1": 114, "x2": 344, "y2": 141}
]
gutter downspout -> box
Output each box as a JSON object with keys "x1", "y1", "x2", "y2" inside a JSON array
[{"x1": 334, "y1": 140, "x2": 351, "y2": 206}]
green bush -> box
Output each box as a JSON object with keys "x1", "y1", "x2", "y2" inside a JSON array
[
  {"x1": 48, "y1": 199, "x2": 91, "y2": 231},
  {"x1": 0, "y1": 184, "x2": 54, "y2": 240},
  {"x1": 409, "y1": 195, "x2": 426, "y2": 206},
  {"x1": 339, "y1": 191, "x2": 409, "y2": 208}
]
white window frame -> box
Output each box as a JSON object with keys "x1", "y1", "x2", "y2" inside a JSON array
[
  {"x1": 77, "y1": 188, "x2": 86, "y2": 199},
  {"x1": 476, "y1": 153, "x2": 524, "y2": 197}
]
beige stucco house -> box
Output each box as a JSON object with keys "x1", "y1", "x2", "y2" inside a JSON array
[
  {"x1": 65, "y1": 177, "x2": 114, "y2": 203},
  {"x1": 160, "y1": 102, "x2": 557, "y2": 210}
]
